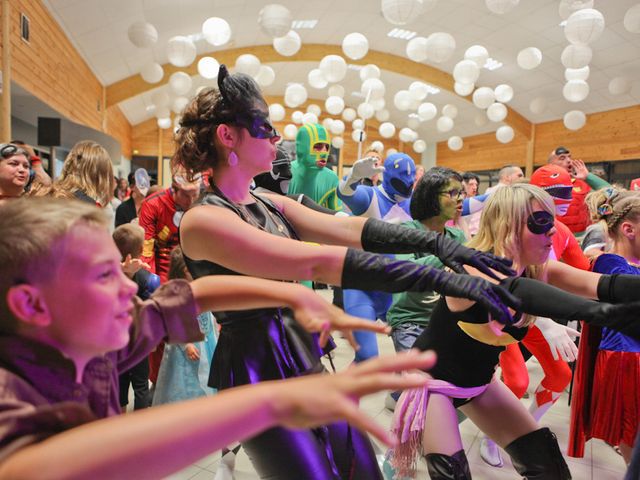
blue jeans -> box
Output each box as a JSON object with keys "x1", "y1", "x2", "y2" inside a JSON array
[{"x1": 390, "y1": 323, "x2": 425, "y2": 401}]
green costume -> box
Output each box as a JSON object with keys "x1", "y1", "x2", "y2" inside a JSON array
[{"x1": 289, "y1": 123, "x2": 341, "y2": 211}]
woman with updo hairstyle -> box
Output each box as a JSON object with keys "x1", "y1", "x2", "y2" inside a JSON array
[{"x1": 569, "y1": 187, "x2": 640, "y2": 465}]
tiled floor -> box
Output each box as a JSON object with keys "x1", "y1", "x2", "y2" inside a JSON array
[{"x1": 165, "y1": 313, "x2": 630, "y2": 479}]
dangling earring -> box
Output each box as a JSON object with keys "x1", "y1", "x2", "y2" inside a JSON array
[{"x1": 228, "y1": 151, "x2": 239, "y2": 167}]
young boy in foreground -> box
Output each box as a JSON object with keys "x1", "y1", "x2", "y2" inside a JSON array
[{"x1": 0, "y1": 198, "x2": 434, "y2": 478}]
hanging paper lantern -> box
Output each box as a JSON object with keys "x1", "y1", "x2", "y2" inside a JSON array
[
  {"x1": 325, "y1": 96, "x2": 345, "y2": 115},
  {"x1": 361, "y1": 78, "x2": 386, "y2": 100},
  {"x1": 608, "y1": 76, "x2": 632, "y2": 96},
  {"x1": 485, "y1": 0, "x2": 520, "y2": 15},
  {"x1": 413, "y1": 139, "x2": 427, "y2": 153},
  {"x1": 381, "y1": 0, "x2": 424, "y2": 25},
  {"x1": 172, "y1": 96, "x2": 189, "y2": 114},
  {"x1": 128, "y1": 22, "x2": 158, "y2": 48},
  {"x1": 151, "y1": 90, "x2": 171, "y2": 108},
  {"x1": 198, "y1": 57, "x2": 220, "y2": 80},
  {"x1": 561, "y1": 44, "x2": 592, "y2": 69},
  {"x1": 352, "y1": 129, "x2": 366, "y2": 143},
  {"x1": 529, "y1": 97, "x2": 547, "y2": 115},
  {"x1": 330, "y1": 120, "x2": 345, "y2": 135},
  {"x1": 306, "y1": 104, "x2": 322, "y2": 117},
  {"x1": 565, "y1": 66, "x2": 590, "y2": 81},
  {"x1": 235, "y1": 54, "x2": 261, "y2": 77},
  {"x1": 494, "y1": 84, "x2": 514, "y2": 103},
  {"x1": 357, "y1": 103, "x2": 375, "y2": 119},
  {"x1": 408, "y1": 81, "x2": 429, "y2": 101},
  {"x1": 559, "y1": 0, "x2": 594, "y2": 21},
  {"x1": 487, "y1": 102, "x2": 508, "y2": 122},
  {"x1": 436, "y1": 116, "x2": 454, "y2": 133},
  {"x1": 394, "y1": 90, "x2": 413, "y2": 111},
  {"x1": 376, "y1": 109, "x2": 390, "y2": 122},
  {"x1": 332, "y1": 136, "x2": 344, "y2": 149},
  {"x1": 157, "y1": 117, "x2": 172, "y2": 129},
  {"x1": 319, "y1": 55, "x2": 348, "y2": 83},
  {"x1": 379, "y1": 122, "x2": 396, "y2": 138},
  {"x1": 399, "y1": 127, "x2": 415, "y2": 142},
  {"x1": 563, "y1": 110, "x2": 586, "y2": 130},
  {"x1": 426, "y1": 32, "x2": 456, "y2": 63},
  {"x1": 202, "y1": 17, "x2": 231, "y2": 46},
  {"x1": 370, "y1": 98, "x2": 386, "y2": 111},
  {"x1": 269, "y1": 103, "x2": 285, "y2": 121},
  {"x1": 140, "y1": 63, "x2": 164, "y2": 84},
  {"x1": 342, "y1": 32, "x2": 369, "y2": 60},
  {"x1": 302, "y1": 113, "x2": 318, "y2": 125},
  {"x1": 453, "y1": 60, "x2": 480, "y2": 84},
  {"x1": 255, "y1": 65, "x2": 276, "y2": 87},
  {"x1": 464, "y1": 45, "x2": 489, "y2": 67},
  {"x1": 517, "y1": 47, "x2": 542, "y2": 70},
  {"x1": 454, "y1": 82, "x2": 474, "y2": 96},
  {"x1": 496, "y1": 125, "x2": 515, "y2": 143},
  {"x1": 624, "y1": 4, "x2": 640, "y2": 33},
  {"x1": 472, "y1": 87, "x2": 495, "y2": 109},
  {"x1": 308, "y1": 69, "x2": 328, "y2": 89},
  {"x1": 442, "y1": 104, "x2": 458, "y2": 119},
  {"x1": 258, "y1": 4, "x2": 292, "y2": 38},
  {"x1": 284, "y1": 124, "x2": 298, "y2": 139},
  {"x1": 563, "y1": 80, "x2": 590, "y2": 102},
  {"x1": 284, "y1": 83, "x2": 308, "y2": 107},
  {"x1": 359, "y1": 64, "x2": 381, "y2": 81},
  {"x1": 328, "y1": 85, "x2": 346, "y2": 98},
  {"x1": 291, "y1": 110, "x2": 304, "y2": 125},
  {"x1": 342, "y1": 108, "x2": 357, "y2": 122},
  {"x1": 418, "y1": 102, "x2": 437, "y2": 121},
  {"x1": 169, "y1": 72, "x2": 192, "y2": 95},
  {"x1": 352, "y1": 119, "x2": 365, "y2": 130},
  {"x1": 447, "y1": 136, "x2": 463, "y2": 151},
  {"x1": 564, "y1": 9, "x2": 605, "y2": 45},
  {"x1": 406, "y1": 36, "x2": 429, "y2": 62},
  {"x1": 273, "y1": 30, "x2": 301, "y2": 56},
  {"x1": 167, "y1": 36, "x2": 196, "y2": 67}
]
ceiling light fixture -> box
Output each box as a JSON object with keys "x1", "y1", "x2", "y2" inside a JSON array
[
  {"x1": 387, "y1": 28, "x2": 417, "y2": 40},
  {"x1": 484, "y1": 58, "x2": 503, "y2": 71},
  {"x1": 292, "y1": 19, "x2": 318, "y2": 29}
]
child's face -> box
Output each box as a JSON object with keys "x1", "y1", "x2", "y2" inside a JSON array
[{"x1": 39, "y1": 223, "x2": 138, "y2": 359}]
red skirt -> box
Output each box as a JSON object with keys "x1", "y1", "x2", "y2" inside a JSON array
[{"x1": 590, "y1": 349, "x2": 640, "y2": 447}]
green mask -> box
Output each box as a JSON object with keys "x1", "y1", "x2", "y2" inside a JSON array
[{"x1": 295, "y1": 123, "x2": 331, "y2": 169}]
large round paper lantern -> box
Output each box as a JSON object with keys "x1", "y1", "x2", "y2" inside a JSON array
[
  {"x1": 413, "y1": 140, "x2": 427, "y2": 153},
  {"x1": 325, "y1": 96, "x2": 345, "y2": 115},
  {"x1": 496, "y1": 125, "x2": 515, "y2": 143},
  {"x1": 357, "y1": 103, "x2": 375, "y2": 119},
  {"x1": 361, "y1": 78, "x2": 386, "y2": 100},
  {"x1": 269, "y1": 103, "x2": 285, "y2": 121},
  {"x1": 342, "y1": 32, "x2": 369, "y2": 60},
  {"x1": 487, "y1": 102, "x2": 508, "y2": 122},
  {"x1": 381, "y1": 0, "x2": 424, "y2": 25},
  {"x1": 454, "y1": 82, "x2": 474, "y2": 96},
  {"x1": 198, "y1": 57, "x2": 220, "y2": 79},
  {"x1": 472, "y1": 87, "x2": 495, "y2": 109},
  {"x1": 359, "y1": 64, "x2": 381, "y2": 81},
  {"x1": 140, "y1": 62, "x2": 164, "y2": 83},
  {"x1": 565, "y1": 66, "x2": 590, "y2": 81},
  {"x1": 453, "y1": 60, "x2": 481, "y2": 84},
  {"x1": 379, "y1": 122, "x2": 396, "y2": 138},
  {"x1": 306, "y1": 104, "x2": 322, "y2": 117},
  {"x1": 342, "y1": 108, "x2": 357, "y2": 122},
  {"x1": 563, "y1": 110, "x2": 586, "y2": 130},
  {"x1": 319, "y1": 55, "x2": 347, "y2": 83},
  {"x1": 172, "y1": 96, "x2": 189, "y2": 114},
  {"x1": 169, "y1": 72, "x2": 192, "y2": 95},
  {"x1": 406, "y1": 36, "x2": 429, "y2": 62},
  {"x1": 167, "y1": 36, "x2": 196, "y2": 67},
  {"x1": 474, "y1": 112, "x2": 489, "y2": 127},
  {"x1": 418, "y1": 102, "x2": 437, "y2": 121},
  {"x1": 448, "y1": 136, "x2": 463, "y2": 151},
  {"x1": 128, "y1": 22, "x2": 158, "y2": 48},
  {"x1": 517, "y1": 47, "x2": 542, "y2": 70},
  {"x1": 529, "y1": 97, "x2": 547, "y2": 114},
  {"x1": 308, "y1": 69, "x2": 328, "y2": 89},
  {"x1": 255, "y1": 65, "x2": 276, "y2": 86},
  {"x1": 399, "y1": 127, "x2": 415, "y2": 142},
  {"x1": 561, "y1": 44, "x2": 592, "y2": 69},
  {"x1": 370, "y1": 98, "x2": 385, "y2": 111},
  {"x1": 436, "y1": 116, "x2": 454, "y2": 133},
  {"x1": 352, "y1": 119, "x2": 365, "y2": 130},
  {"x1": 284, "y1": 124, "x2": 298, "y2": 139},
  {"x1": 258, "y1": 4, "x2": 292, "y2": 38},
  {"x1": 371, "y1": 141, "x2": 385, "y2": 152},
  {"x1": 291, "y1": 110, "x2": 304, "y2": 124},
  {"x1": 330, "y1": 120, "x2": 345, "y2": 135},
  {"x1": 273, "y1": 30, "x2": 301, "y2": 56},
  {"x1": 151, "y1": 90, "x2": 171, "y2": 108},
  {"x1": 426, "y1": 32, "x2": 456, "y2": 63},
  {"x1": 564, "y1": 9, "x2": 605, "y2": 45},
  {"x1": 442, "y1": 104, "x2": 458, "y2": 119},
  {"x1": 235, "y1": 54, "x2": 261, "y2": 77},
  {"x1": 394, "y1": 90, "x2": 413, "y2": 111},
  {"x1": 202, "y1": 17, "x2": 231, "y2": 46},
  {"x1": 157, "y1": 117, "x2": 172, "y2": 129},
  {"x1": 464, "y1": 45, "x2": 489, "y2": 67},
  {"x1": 352, "y1": 129, "x2": 366, "y2": 143},
  {"x1": 322, "y1": 117, "x2": 334, "y2": 131},
  {"x1": 408, "y1": 81, "x2": 429, "y2": 101},
  {"x1": 284, "y1": 83, "x2": 308, "y2": 107},
  {"x1": 332, "y1": 137, "x2": 345, "y2": 149},
  {"x1": 494, "y1": 84, "x2": 514, "y2": 103},
  {"x1": 485, "y1": 0, "x2": 520, "y2": 14},
  {"x1": 624, "y1": 4, "x2": 640, "y2": 33},
  {"x1": 559, "y1": 0, "x2": 594, "y2": 20},
  {"x1": 376, "y1": 109, "x2": 390, "y2": 122},
  {"x1": 609, "y1": 76, "x2": 632, "y2": 96},
  {"x1": 302, "y1": 113, "x2": 318, "y2": 125},
  {"x1": 563, "y1": 80, "x2": 589, "y2": 102},
  {"x1": 328, "y1": 85, "x2": 345, "y2": 98}
]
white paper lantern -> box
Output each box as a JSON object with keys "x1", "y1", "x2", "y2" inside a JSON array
[
  {"x1": 529, "y1": 97, "x2": 547, "y2": 115},
  {"x1": 487, "y1": 102, "x2": 508, "y2": 122},
  {"x1": 255, "y1": 65, "x2": 276, "y2": 87},
  {"x1": 370, "y1": 98, "x2": 386, "y2": 111},
  {"x1": 496, "y1": 125, "x2": 515, "y2": 143},
  {"x1": 235, "y1": 54, "x2": 261, "y2": 77},
  {"x1": 291, "y1": 110, "x2": 304, "y2": 124},
  {"x1": 328, "y1": 85, "x2": 346, "y2": 98},
  {"x1": 273, "y1": 30, "x2": 301, "y2": 56},
  {"x1": 284, "y1": 124, "x2": 298, "y2": 139},
  {"x1": 154, "y1": 106, "x2": 170, "y2": 119},
  {"x1": 140, "y1": 63, "x2": 164, "y2": 84},
  {"x1": 342, "y1": 32, "x2": 369, "y2": 60},
  {"x1": 361, "y1": 78, "x2": 386, "y2": 100},
  {"x1": 447, "y1": 136, "x2": 463, "y2": 151},
  {"x1": 325, "y1": 96, "x2": 345, "y2": 115},
  {"x1": 454, "y1": 82, "x2": 474, "y2": 96},
  {"x1": 284, "y1": 84, "x2": 308, "y2": 107},
  {"x1": 563, "y1": 110, "x2": 586, "y2": 130},
  {"x1": 464, "y1": 45, "x2": 489, "y2": 67},
  {"x1": 399, "y1": 127, "x2": 414, "y2": 142},
  {"x1": 407, "y1": 116, "x2": 421, "y2": 129},
  {"x1": 306, "y1": 104, "x2": 322, "y2": 117},
  {"x1": 559, "y1": 0, "x2": 594, "y2": 20},
  {"x1": 359, "y1": 64, "x2": 381, "y2": 81},
  {"x1": 151, "y1": 90, "x2": 171, "y2": 108},
  {"x1": 308, "y1": 69, "x2": 328, "y2": 89},
  {"x1": 169, "y1": 72, "x2": 192, "y2": 95},
  {"x1": 157, "y1": 117, "x2": 172, "y2": 129},
  {"x1": 474, "y1": 112, "x2": 489, "y2": 127},
  {"x1": 197, "y1": 57, "x2": 220, "y2": 80},
  {"x1": 379, "y1": 122, "x2": 396, "y2": 138},
  {"x1": 406, "y1": 36, "x2": 429, "y2": 62},
  {"x1": 371, "y1": 141, "x2": 385, "y2": 152},
  {"x1": 330, "y1": 120, "x2": 345, "y2": 135},
  {"x1": 517, "y1": 47, "x2": 542, "y2": 70},
  {"x1": 561, "y1": 44, "x2": 592, "y2": 69},
  {"x1": 376, "y1": 109, "x2": 390, "y2": 122},
  {"x1": 413, "y1": 139, "x2": 427, "y2": 153},
  {"x1": 408, "y1": 82, "x2": 429, "y2": 101},
  {"x1": 426, "y1": 32, "x2": 456, "y2": 63},
  {"x1": 442, "y1": 104, "x2": 458, "y2": 119},
  {"x1": 381, "y1": 0, "x2": 424, "y2": 25},
  {"x1": 394, "y1": 90, "x2": 413, "y2": 111},
  {"x1": 202, "y1": 17, "x2": 231, "y2": 46},
  {"x1": 494, "y1": 84, "x2": 514, "y2": 103},
  {"x1": 453, "y1": 60, "x2": 481, "y2": 84},
  {"x1": 172, "y1": 96, "x2": 189, "y2": 114},
  {"x1": 565, "y1": 9, "x2": 605, "y2": 45},
  {"x1": 342, "y1": 108, "x2": 357, "y2": 122},
  {"x1": 563, "y1": 80, "x2": 590, "y2": 102},
  {"x1": 352, "y1": 129, "x2": 366, "y2": 143},
  {"x1": 319, "y1": 55, "x2": 347, "y2": 83},
  {"x1": 167, "y1": 36, "x2": 196, "y2": 67},
  {"x1": 565, "y1": 66, "x2": 590, "y2": 81},
  {"x1": 128, "y1": 22, "x2": 158, "y2": 48},
  {"x1": 408, "y1": 96, "x2": 421, "y2": 111},
  {"x1": 624, "y1": 4, "x2": 640, "y2": 33},
  {"x1": 485, "y1": 0, "x2": 520, "y2": 14},
  {"x1": 332, "y1": 137, "x2": 345, "y2": 149},
  {"x1": 609, "y1": 76, "x2": 632, "y2": 96},
  {"x1": 472, "y1": 87, "x2": 496, "y2": 109},
  {"x1": 258, "y1": 4, "x2": 292, "y2": 38},
  {"x1": 352, "y1": 119, "x2": 365, "y2": 130},
  {"x1": 418, "y1": 102, "x2": 437, "y2": 121},
  {"x1": 357, "y1": 103, "x2": 375, "y2": 119},
  {"x1": 387, "y1": 148, "x2": 398, "y2": 157},
  {"x1": 269, "y1": 103, "x2": 286, "y2": 122},
  {"x1": 436, "y1": 116, "x2": 454, "y2": 133},
  {"x1": 302, "y1": 113, "x2": 318, "y2": 125},
  {"x1": 321, "y1": 117, "x2": 333, "y2": 130}
]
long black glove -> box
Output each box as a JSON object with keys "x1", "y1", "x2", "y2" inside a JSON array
[
  {"x1": 361, "y1": 218, "x2": 515, "y2": 280},
  {"x1": 597, "y1": 274, "x2": 640, "y2": 303},
  {"x1": 502, "y1": 276, "x2": 640, "y2": 339},
  {"x1": 341, "y1": 249, "x2": 521, "y2": 324}
]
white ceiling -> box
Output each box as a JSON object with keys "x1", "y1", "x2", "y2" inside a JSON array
[{"x1": 42, "y1": 0, "x2": 640, "y2": 143}]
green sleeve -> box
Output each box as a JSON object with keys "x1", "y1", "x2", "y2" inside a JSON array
[{"x1": 585, "y1": 173, "x2": 610, "y2": 191}]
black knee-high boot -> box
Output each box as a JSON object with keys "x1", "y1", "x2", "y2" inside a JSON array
[
  {"x1": 424, "y1": 449, "x2": 471, "y2": 479},
  {"x1": 504, "y1": 428, "x2": 571, "y2": 479}
]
